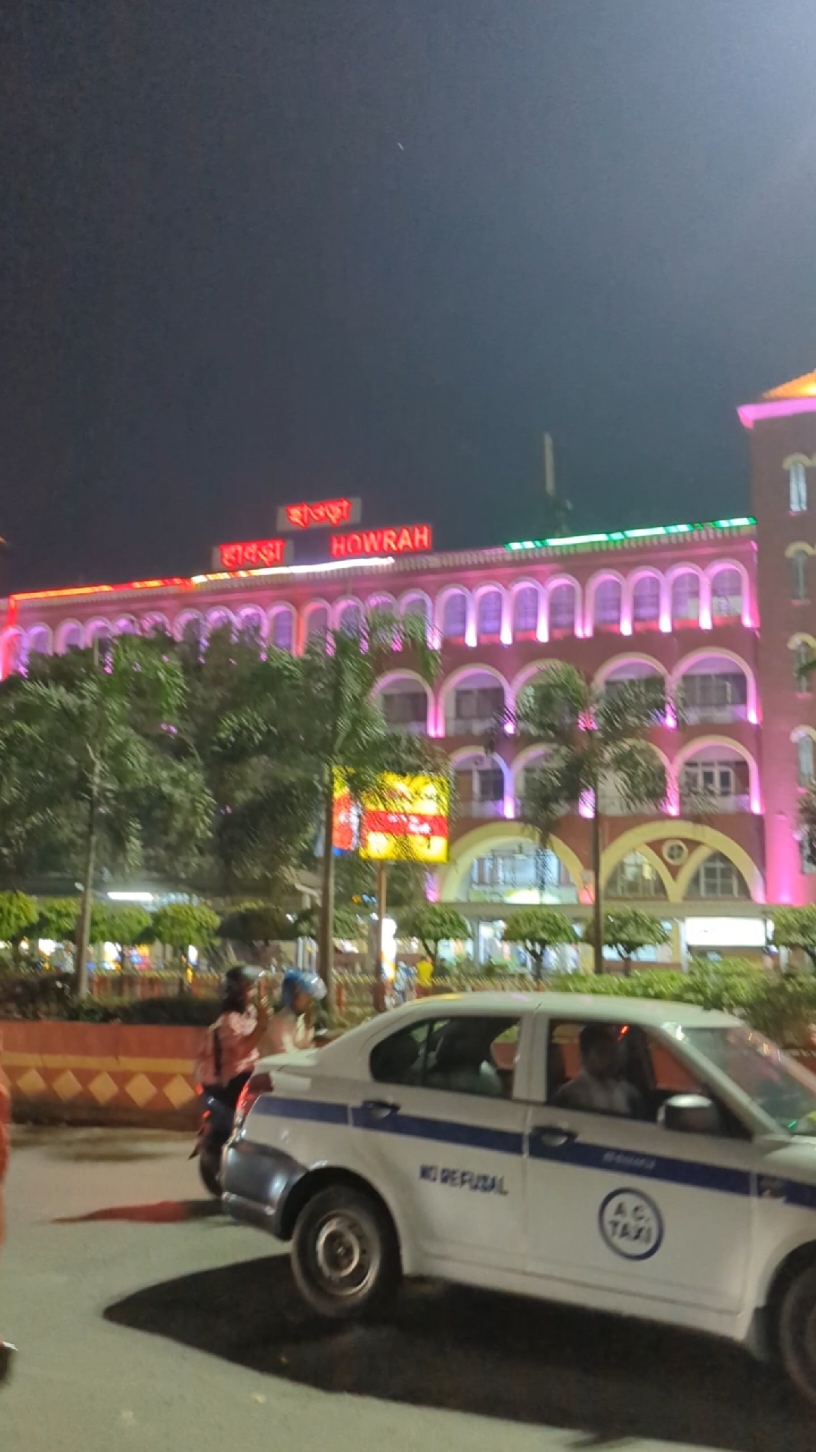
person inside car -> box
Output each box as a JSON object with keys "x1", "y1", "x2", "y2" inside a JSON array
[{"x1": 554, "y1": 1023, "x2": 645, "y2": 1118}]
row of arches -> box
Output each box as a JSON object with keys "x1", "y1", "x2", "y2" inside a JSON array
[
  {"x1": 372, "y1": 649, "x2": 759, "y2": 738},
  {"x1": 448, "y1": 732, "x2": 761, "y2": 819},
  {"x1": 1, "y1": 555, "x2": 755, "y2": 677},
  {"x1": 439, "y1": 820, "x2": 764, "y2": 905}
]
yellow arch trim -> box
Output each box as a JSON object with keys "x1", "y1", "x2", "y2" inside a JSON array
[
  {"x1": 601, "y1": 820, "x2": 764, "y2": 903},
  {"x1": 601, "y1": 840, "x2": 676, "y2": 901},
  {"x1": 785, "y1": 541, "x2": 815, "y2": 557},
  {"x1": 439, "y1": 821, "x2": 584, "y2": 903}
]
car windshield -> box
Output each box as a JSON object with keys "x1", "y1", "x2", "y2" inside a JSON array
[{"x1": 683, "y1": 1025, "x2": 816, "y2": 1136}]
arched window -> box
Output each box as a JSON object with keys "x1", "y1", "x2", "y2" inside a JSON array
[
  {"x1": 711, "y1": 568, "x2": 742, "y2": 620},
  {"x1": 26, "y1": 627, "x2": 50, "y2": 658},
  {"x1": 671, "y1": 572, "x2": 699, "y2": 625},
  {"x1": 606, "y1": 853, "x2": 666, "y2": 899},
  {"x1": 57, "y1": 623, "x2": 83, "y2": 653},
  {"x1": 549, "y1": 583, "x2": 576, "y2": 633},
  {"x1": 687, "y1": 851, "x2": 749, "y2": 900},
  {"x1": 794, "y1": 641, "x2": 813, "y2": 694},
  {"x1": 270, "y1": 609, "x2": 294, "y2": 652},
  {"x1": 181, "y1": 616, "x2": 204, "y2": 653},
  {"x1": 593, "y1": 578, "x2": 621, "y2": 628},
  {"x1": 337, "y1": 601, "x2": 363, "y2": 636},
  {"x1": 790, "y1": 461, "x2": 808, "y2": 514},
  {"x1": 791, "y1": 552, "x2": 809, "y2": 602},
  {"x1": 632, "y1": 575, "x2": 661, "y2": 625},
  {"x1": 305, "y1": 606, "x2": 329, "y2": 645},
  {"x1": 476, "y1": 590, "x2": 502, "y2": 638},
  {"x1": 237, "y1": 609, "x2": 265, "y2": 650},
  {"x1": 467, "y1": 843, "x2": 576, "y2": 903},
  {"x1": 401, "y1": 597, "x2": 429, "y2": 641},
  {"x1": 442, "y1": 593, "x2": 467, "y2": 640},
  {"x1": 797, "y1": 734, "x2": 815, "y2": 787},
  {"x1": 513, "y1": 586, "x2": 538, "y2": 635}
]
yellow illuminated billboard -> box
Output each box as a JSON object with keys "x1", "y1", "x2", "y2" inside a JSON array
[{"x1": 333, "y1": 771, "x2": 449, "y2": 863}]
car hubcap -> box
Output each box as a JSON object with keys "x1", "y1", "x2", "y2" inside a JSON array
[{"x1": 313, "y1": 1212, "x2": 376, "y2": 1297}]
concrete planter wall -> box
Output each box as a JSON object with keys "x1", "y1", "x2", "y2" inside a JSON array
[{"x1": 0, "y1": 1020, "x2": 202, "y2": 1129}]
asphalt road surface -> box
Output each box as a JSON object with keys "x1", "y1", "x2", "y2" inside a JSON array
[{"x1": 2, "y1": 1127, "x2": 814, "y2": 1452}]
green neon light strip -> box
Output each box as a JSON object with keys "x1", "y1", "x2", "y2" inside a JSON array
[{"x1": 504, "y1": 516, "x2": 756, "y2": 552}]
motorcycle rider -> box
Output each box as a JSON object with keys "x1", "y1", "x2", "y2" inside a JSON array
[
  {"x1": 262, "y1": 970, "x2": 326, "y2": 1056},
  {"x1": 196, "y1": 966, "x2": 269, "y2": 1107}
]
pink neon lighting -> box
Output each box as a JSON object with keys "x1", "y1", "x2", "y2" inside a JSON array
[
  {"x1": 464, "y1": 622, "x2": 477, "y2": 648},
  {"x1": 738, "y1": 398, "x2": 816, "y2": 429},
  {"x1": 503, "y1": 796, "x2": 516, "y2": 820},
  {"x1": 699, "y1": 602, "x2": 713, "y2": 631},
  {"x1": 578, "y1": 791, "x2": 594, "y2": 819},
  {"x1": 659, "y1": 608, "x2": 671, "y2": 634},
  {"x1": 500, "y1": 620, "x2": 513, "y2": 646}
]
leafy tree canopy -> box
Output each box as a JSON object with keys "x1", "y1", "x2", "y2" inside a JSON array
[
  {"x1": 501, "y1": 907, "x2": 577, "y2": 977},
  {"x1": 397, "y1": 903, "x2": 469, "y2": 965},
  {"x1": 583, "y1": 909, "x2": 670, "y2": 961}
]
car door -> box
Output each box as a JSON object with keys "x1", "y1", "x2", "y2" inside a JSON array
[
  {"x1": 350, "y1": 1010, "x2": 531, "y2": 1273},
  {"x1": 524, "y1": 1015, "x2": 756, "y2": 1315}
]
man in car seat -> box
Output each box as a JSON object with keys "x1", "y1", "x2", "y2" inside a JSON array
[
  {"x1": 426, "y1": 1021, "x2": 502, "y2": 1097},
  {"x1": 554, "y1": 1023, "x2": 644, "y2": 1117}
]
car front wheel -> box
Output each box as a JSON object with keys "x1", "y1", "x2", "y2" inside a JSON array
[
  {"x1": 779, "y1": 1263, "x2": 816, "y2": 1404},
  {"x1": 291, "y1": 1184, "x2": 401, "y2": 1319}
]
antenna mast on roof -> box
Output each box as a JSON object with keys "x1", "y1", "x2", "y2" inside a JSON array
[{"x1": 542, "y1": 432, "x2": 571, "y2": 536}]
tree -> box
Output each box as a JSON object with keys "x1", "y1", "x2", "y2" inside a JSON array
[
  {"x1": 0, "y1": 637, "x2": 213, "y2": 995},
  {"x1": 217, "y1": 903, "x2": 294, "y2": 965},
  {"x1": 151, "y1": 902, "x2": 220, "y2": 978},
  {"x1": 397, "y1": 903, "x2": 469, "y2": 969},
  {"x1": 501, "y1": 907, "x2": 577, "y2": 980},
  {"x1": 293, "y1": 611, "x2": 443, "y2": 1004},
  {"x1": 293, "y1": 904, "x2": 367, "y2": 945},
  {"x1": 515, "y1": 663, "x2": 667, "y2": 974},
  {"x1": 770, "y1": 907, "x2": 816, "y2": 972},
  {"x1": 584, "y1": 909, "x2": 670, "y2": 975},
  {"x1": 100, "y1": 905, "x2": 153, "y2": 969},
  {"x1": 0, "y1": 891, "x2": 38, "y2": 969},
  {"x1": 176, "y1": 629, "x2": 319, "y2": 896}
]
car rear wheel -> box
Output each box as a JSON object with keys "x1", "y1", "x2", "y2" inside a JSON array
[
  {"x1": 291, "y1": 1184, "x2": 401, "y2": 1319},
  {"x1": 779, "y1": 1264, "x2": 816, "y2": 1404}
]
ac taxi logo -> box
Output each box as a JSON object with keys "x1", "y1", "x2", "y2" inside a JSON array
[{"x1": 599, "y1": 1188, "x2": 663, "y2": 1261}]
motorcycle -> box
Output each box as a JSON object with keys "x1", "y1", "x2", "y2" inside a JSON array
[{"x1": 192, "y1": 1088, "x2": 237, "y2": 1197}]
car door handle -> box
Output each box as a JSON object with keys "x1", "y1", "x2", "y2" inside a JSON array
[
  {"x1": 529, "y1": 1125, "x2": 577, "y2": 1149},
  {"x1": 361, "y1": 1099, "x2": 401, "y2": 1120}
]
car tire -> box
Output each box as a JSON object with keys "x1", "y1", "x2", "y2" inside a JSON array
[
  {"x1": 291, "y1": 1184, "x2": 401, "y2": 1319},
  {"x1": 778, "y1": 1263, "x2": 816, "y2": 1404}
]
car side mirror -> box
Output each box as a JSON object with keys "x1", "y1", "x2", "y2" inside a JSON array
[{"x1": 660, "y1": 1094, "x2": 721, "y2": 1136}]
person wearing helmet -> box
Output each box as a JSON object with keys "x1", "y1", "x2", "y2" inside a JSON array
[
  {"x1": 263, "y1": 971, "x2": 326, "y2": 1056},
  {"x1": 195, "y1": 966, "x2": 269, "y2": 1106}
]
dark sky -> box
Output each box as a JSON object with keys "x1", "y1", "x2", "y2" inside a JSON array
[{"x1": 3, "y1": 1, "x2": 816, "y2": 592}]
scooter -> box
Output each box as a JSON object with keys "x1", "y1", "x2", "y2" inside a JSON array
[{"x1": 192, "y1": 1088, "x2": 236, "y2": 1197}]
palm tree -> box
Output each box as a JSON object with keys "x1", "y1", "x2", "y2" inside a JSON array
[
  {"x1": 0, "y1": 636, "x2": 212, "y2": 995},
  {"x1": 514, "y1": 663, "x2": 667, "y2": 974},
  {"x1": 298, "y1": 610, "x2": 442, "y2": 1004}
]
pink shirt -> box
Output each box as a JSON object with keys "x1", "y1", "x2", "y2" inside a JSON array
[{"x1": 197, "y1": 1010, "x2": 259, "y2": 1086}]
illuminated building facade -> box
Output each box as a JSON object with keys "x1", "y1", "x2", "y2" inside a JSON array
[{"x1": 2, "y1": 372, "x2": 816, "y2": 962}]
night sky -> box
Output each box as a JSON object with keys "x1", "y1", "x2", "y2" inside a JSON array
[{"x1": 3, "y1": 1, "x2": 816, "y2": 592}]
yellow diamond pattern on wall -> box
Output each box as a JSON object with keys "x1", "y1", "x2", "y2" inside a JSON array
[
  {"x1": 88, "y1": 1072, "x2": 119, "y2": 1105},
  {"x1": 15, "y1": 1068, "x2": 46, "y2": 1096},
  {"x1": 126, "y1": 1073, "x2": 157, "y2": 1107},
  {"x1": 53, "y1": 1071, "x2": 83, "y2": 1101},
  {"x1": 164, "y1": 1075, "x2": 196, "y2": 1109}
]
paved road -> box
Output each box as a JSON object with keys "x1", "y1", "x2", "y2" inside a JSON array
[{"x1": 2, "y1": 1127, "x2": 814, "y2": 1452}]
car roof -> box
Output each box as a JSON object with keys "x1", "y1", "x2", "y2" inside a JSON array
[{"x1": 313, "y1": 990, "x2": 740, "y2": 1075}]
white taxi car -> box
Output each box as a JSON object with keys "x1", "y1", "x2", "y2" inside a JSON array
[{"x1": 222, "y1": 991, "x2": 816, "y2": 1402}]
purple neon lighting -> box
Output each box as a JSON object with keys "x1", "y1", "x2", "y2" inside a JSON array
[{"x1": 739, "y1": 397, "x2": 816, "y2": 429}]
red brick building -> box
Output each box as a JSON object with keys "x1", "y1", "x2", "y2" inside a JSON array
[{"x1": 2, "y1": 369, "x2": 815, "y2": 965}]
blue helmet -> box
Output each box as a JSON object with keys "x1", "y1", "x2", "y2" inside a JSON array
[{"x1": 280, "y1": 970, "x2": 327, "y2": 1010}]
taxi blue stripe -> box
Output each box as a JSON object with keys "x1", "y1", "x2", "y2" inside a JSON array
[
  {"x1": 527, "y1": 1134, "x2": 752, "y2": 1196},
  {"x1": 253, "y1": 1095, "x2": 349, "y2": 1125},
  {"x1": 252, "y1": 1095, "x2": 816, "y2": 1210},
  {"x1": 351, "y1": 1105, "x2": 523, "y2": 1156}
]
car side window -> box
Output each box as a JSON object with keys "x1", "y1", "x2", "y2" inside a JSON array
[
  {"x1": 547, "y1": 1020, "x2": 648, "y2": 1120},
  {"x1": 370, "y1": 1022, "x2": 429, "y2": 1086},
  {"x1": 370, "y1": 1016, "x2": 521, "y2": 1098}
]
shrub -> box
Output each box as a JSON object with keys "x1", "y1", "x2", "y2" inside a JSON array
[{"x1": 117, "y1": 995, "x2": 218, "y2": 1027}]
